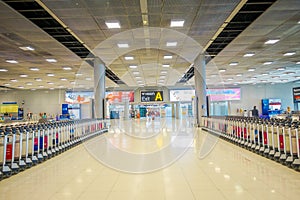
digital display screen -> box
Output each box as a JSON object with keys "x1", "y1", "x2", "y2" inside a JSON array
[
  {"x1": 65, "y1": 91, "x2": 94, "y2": 104},
  {"x1": 105, "y1": 91, "x2": 134, "y2": 103}
]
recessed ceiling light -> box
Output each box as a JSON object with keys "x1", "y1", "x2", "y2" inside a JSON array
[
  {"x1": 31, "y1": 88, "x2": 36, "y2": 90},
  {"x1": 298, "y1": 20, "x2": 300, "y2": 24},
  {"x1": 264, "y1": 39, "x2": 280, "y2": 44},
  {"x1": 26, "y1": 82, "x2": 33, "y2": 85},
  {"x1": 227, "y1": 78, "x2": 233, "y2": 81},
  {"x1": 236, "y1": 74, "x2": 242, "y2": 77},
  {"x1": 117, "y1": 43, "x2": 129, "y2": 48},
  {"x1": 164, "y1": 55, "x2": 173, "y2": 59},
  {"x1": 160, "y1": 75, "x2": 166, "y2": 78},
  {"x1": 263, "y1": 61, "x2": 273, "y2": 65},
  {"x1": 129, "y1": 65, "x2": 137, "y2": 69},
  {"x1": 295, "y1": 76, "x2": 300, "y2": 79},
  {"x1": 30, "y1": 67, "x2": 39, "y2": 71},
  {"x1": 284, "y1": 52, "x2": 296, "y2": 56},
  {"x1": 70, "y1": 81, "x2": 75, "y2": 85},
  {"x1": 124, "y1": 56, "x2": 134, "y2": 60},
  {"x1": 166, "y1": 42, "x2": 177, "y2": 47},
  {"x1": 61, "y1": 78, "x2": 68, "y2": 81},
  {"x1": 4, "y1": 83, "x2": 10, "y2": 86},
  {"x1": 211, "y1": 74, "x2": 217, "y2": 77},
  {"x1": 170, "y1": 19, "x2": 185, "y2": 27},
  {"x1": 296, "y1": 62, "x2": 300, "y2": 64},
  {"x1": 261, "y1": 73, "x2": 269, "y2": 76},
  {"x1": 161, "y1": 71, "x2": 168, "y2": 74},
  {"x1": 49, "y1": 88, "x2": 55, "y2": 90},
  {"x1": 85, "y1": 77, "x2": 92, "y2": 81},
  {"x1": 19, "y1": 46, "x2": 35, "y2": 51},
  {"x1": 47, "y1": 73, "x2": 55, "y2": 77},
  {"x1": 10, "y1": 79, "x2": 18, "y2": 82},
  {"x1": 105, "y1": 21, "x2": 121, "y2": 29},
  {"x1": 0, "y1": 69, "x2": 8, "y2": 72},
  {"x1": 229, "y1": 62, "x2": 238, "y2": 66},
  {"x1": 251, "y1": 77, "x2": 257, "y2": 80},
  {"x1": 19, "y1": 74, "x2": 28, "y2": 77},
  {"x1": 6, "y1": 59, "x2": 18, "y2": 64},
  {"x1": 219, "y1": 69, "x2": 226, "y2": 72},
  {"x1": 281, "y1": 79, "x2": 288, "y2": 82},
  {"x1": 272, "y1": 76, "x2": 280, "y2": 79},
  {"x1": 75, "y1": 73, "x2": 82, "y2": 76},
  {"x1": 135, "y1": 76, "x2": 142, "y2": 79},
  {"x1": 47, "y1": 82, "x2": 54, "y2": 85},
  {"x1": 261, "y1": 80, "x2": 268, "y2": 83},
  {"x1": 63, "y1": 67, "x2": 72, "y2": 70},
  {"x1": 243, "y1": 53, "x2": 255, "y2": 57},
  {"x1": 35, "y1": 78, "x2": 42, "y2": 81},
  {"x1": 39, "y1": 85, "x2": 44, "y2": 88},
  {"x1": 18, "y1": 86, "x2": 24, "y2": 89},
  {"x1": 248, "y1": 68, "x2": 255, "y2": 72},
  {"x1": 133, "y1": 71, "x2": 139, "y2": 75},
  {"x1": 162, "y1": 64, "x2": 170, "y2": 68},
  {"x1": 277, "y1": 67, "x2": 285, "y2": 71},
  {"x1": 46, "y1": 58, "x2": 57, "y2": 63}
]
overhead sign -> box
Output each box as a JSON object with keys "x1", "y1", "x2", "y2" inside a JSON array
[
  {"x1": 293, "y1": 87, "x2": 300, "y2": 102},
  {"x1": 170, "y1": 90, "x2": 195, "y2": 102},
  {"x1": 106, "y1": 91, "x2": 134, "y2": 103},
  {"x1": 141, "y1": 91, "x2": 163, "y2": 102}
]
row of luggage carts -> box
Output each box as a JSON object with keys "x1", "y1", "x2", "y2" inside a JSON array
[
  {"x1": 0, "y1": 119, "x2": 109, "y2": 180},
  {"x1": 201, "y1": 116, "x2": 300, "y2": 171}
]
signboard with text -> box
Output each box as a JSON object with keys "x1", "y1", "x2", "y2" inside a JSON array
[
  {"x1": 293, "y1": 87, "x2": 300, "y2": 103},
  {"x1": 141, "y1": 91, "x2": 163, "y2": 102}
]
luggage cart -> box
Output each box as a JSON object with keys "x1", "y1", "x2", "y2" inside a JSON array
[
  {"x1": 24, "y1": 125, "x2": 33, "y2": 166},
  {"x1": 9, "y1": 127, "x2": 20, "y2": 173},
  {"x1": 17, "y1": 126, "x2": 27, "y2": 169},
  {"x1": 291, "y1": 123, "x2": 300, "y2": 170},
  {"x1": 0, "y1": 128, "x2": 12, "y2": 177}
]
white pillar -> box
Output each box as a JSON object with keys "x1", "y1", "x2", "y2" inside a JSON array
[
  {"x1": 194, "y1": 54, "x2": 206, "y2": 126},
  {"x1": 176, "y1": 102, "x2": 180, "y2": 119},
  {"x1": 172, "y1": 103, "x2": 175, "y2": 118},
  {"x1": 94, "y1": 58, "x2": 106, "y2": 119},
  {"x1": 124, "y1": 99, "x2": 129, "y2": 120}
]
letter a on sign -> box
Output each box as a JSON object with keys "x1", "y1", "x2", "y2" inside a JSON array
[{"x1": 155, "y1": 92, "x2": 163, "y2": 101}]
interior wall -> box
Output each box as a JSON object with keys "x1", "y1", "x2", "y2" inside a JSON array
[
  {"x1": 0, "y1": 89, "x2": 66, "y2": 117},
  {"x1": 229, "y1": 82, "x2": 300, "y2": 115}
]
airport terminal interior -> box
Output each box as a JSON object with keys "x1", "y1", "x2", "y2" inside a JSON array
[{"x1": 0, "y1": 0, "x2": 300, "y2": 199}]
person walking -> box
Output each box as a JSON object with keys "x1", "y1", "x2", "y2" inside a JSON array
[{"x1": 252, "y1": 106, "x2": 259, "y2": 117}]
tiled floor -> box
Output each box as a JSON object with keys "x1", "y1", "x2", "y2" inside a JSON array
[{"x1": 1, "y1": 118, "x2": 300, "y2": 200}]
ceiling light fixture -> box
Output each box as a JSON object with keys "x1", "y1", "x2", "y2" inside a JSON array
[
  {"x1": 129, "y1": 65, "x2": 137, "y2": 69},
  {"x1": 243, "y1": 53, "x2": 255, "y2": 57},
  {"x1": 85, "y1": 77, "x2": 91, "y2": 81},
  {"x1": 46, "y1": 58, "x2": 57, "y2": 63},
  {"x1": 219, "y1": 69, "x2": 226, "y2": 72},
  {"x1": 248, "y1": 68, "x2": 255, "y2": 72},
  {"x1": 227, "y1": 78, "x2": 233, "y2": 81},
  {"x1": 47, "y1": 73, "x2": 55, "y2": 77},
  {"x1": 63, "y1": 67, "x2": 72, "y2": 70},
  {"x1": 161, "y1": 71, "x2": 168, "y2": 74},
  {"x1": 263, "y1": 61, "x2": 273, "y2": 65},
  {"x1": 30, "y1": 67, "x2": 39, "y2": 71},
  {"x1": 18, "y1": 86, "x2": 24, "y2": 89},
  {"x1": 164, "y1": 55, "x2": 173, "y2": 59},
  {"x1": 19, "y1": 46, "x2": 35, "y2": 51},
  {"x1": 6, "y1": 59, "x2": 18, "y2": 64},
  {"x1": 47, "y1": 82, "x2": 54, "y2": 85},
  {"x1": 117, "y1": 43, "x2": 129, "y2": 48},
  {"x1": 19, "y1": 74, "x2": 28, "y2": 77},
  {"x1": 39, "y1": 85, "x2": 44, "y2": 88},
  {"x1": 61, "y1": 78, "x2": 68, "y2": 81},
  {"x1": 75, "y1": 73, "x2": 82, "y2": 76},
  {"x1": 26, "y1": 82, "x2": 33, "y2": 85},
  {"x1": 166, "y1": 42, "x2": 177, "y2": 47},
  {"x1": 264, "y1": 39, "x2": 280, "y2": 44},
  {"x1": 133, "y1": 71, "x2": 139, "y2": 75},
  {"x1": 236, "y1": 74, "x2": 242, "y2": 77},
  {"x1": 170, "y1": 19, "x2": 185, "y2": 27},
  {"x1": 261, "y1": 73, "x2": 269, "y2": 76},
  {"x1": 229, "y1": 62, "x2": 238, "y2": 66},
  {"x1": 35, "y1": 78, "x2": 42, "y2": 81},
  {"x1": 0, "y1": 69, "x2": 8, "y2": 72},
  {"x1": 277, "y1": 67, "x2": 285, "y2": 71},
  {"x1": 162, "y1": 64, "x2": 170, "y2": 68},
  {"x1": 105, "y1": 21, "x2": 121, "y2": 29},
  {"x1": 284, "y1": 52, "x2": 296, "y2": 56},
  {"x1": 124, "y1": 56, "x2": 134, "y2": 60},
  {"x1": 10, "y1": 79, "x2": 18, "y2": 82},
  {"x1": 4, "y1": 83, "x2": 10, "y2": 86},
  {"x1": 296, "y1": 62, "x2": 300, "y2": 64}
]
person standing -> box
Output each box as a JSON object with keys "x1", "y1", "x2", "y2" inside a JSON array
[{"x1": 252, "y1": 106, "x2": 259, "y2": 117}]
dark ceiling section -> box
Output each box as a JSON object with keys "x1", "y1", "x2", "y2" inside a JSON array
[
  {"x1": 178, "y1": 0, "x2": 277, "y2": 83},
  {"x1": 2, "y1": 0, "x2": 125, "y2": 85}
]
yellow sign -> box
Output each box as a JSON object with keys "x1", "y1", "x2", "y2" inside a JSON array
[{"x1": 155, "y1": 92, "x2": 163, "y2": 101}]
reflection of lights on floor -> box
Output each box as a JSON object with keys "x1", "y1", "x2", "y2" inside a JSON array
[
  {"x1": 234, "y1": 185, "x2": 244, "y2": 193},
  {"x1": 209, "y1": 162, "x2": 213, "y2": 165},
  {"x1": 253, "y1": 176, "x2": 256, "y2": 181},
  {"x1": 271, "y1": 189, "x2": 275, "y2": 193},
  {"x1": 214, "y1": 167, "x2": 221, "y2": 173},
  {"x1": 223, "y1": 174, "x2": 230, "y2": 180}
]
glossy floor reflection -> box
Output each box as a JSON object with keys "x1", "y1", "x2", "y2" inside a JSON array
[{"x1": 0, "y1": 118, "x2": 300, "y2": 200}]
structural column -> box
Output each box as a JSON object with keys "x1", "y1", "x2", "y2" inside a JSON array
[
  {"x1": 194, "y1": 54, "x2": 207, "y2": 126},
  {"x1": 94, "y1": 57, "x2": 106, "y2": 119},
  {"x1": 124, "y1": 99, "x2": 129, "y2": 120},
  {"x1": 176, "y1": 102, "x2": 180, "y2": 119}
]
